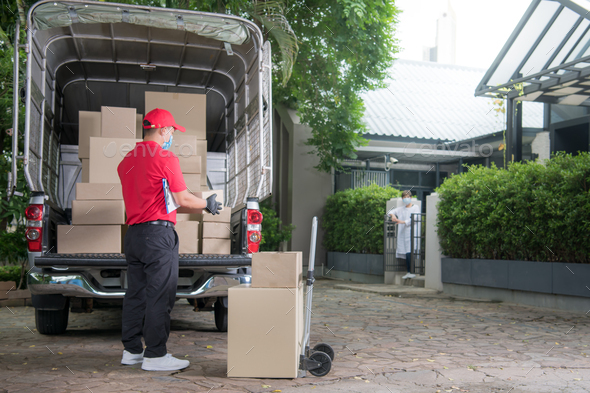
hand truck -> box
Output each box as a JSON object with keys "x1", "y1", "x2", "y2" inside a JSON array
[{"x1": 298, "y1": 216, "x2": 335, "y2": 377}]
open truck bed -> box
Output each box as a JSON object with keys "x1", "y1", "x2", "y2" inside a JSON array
[{"x1": 10, "y1": 0, "x2": 273, "y2": 334}]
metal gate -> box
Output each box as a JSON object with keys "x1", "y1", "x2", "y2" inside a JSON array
[
  {"x1": 383, "y1": 213, "x2": 426, "y2": 275},
  {"x1": 410, "y1": 213, "x2": 426, "y2": 275},
  {"x1": 383, "y1": 215, "x2": 405, "y2": 272}
]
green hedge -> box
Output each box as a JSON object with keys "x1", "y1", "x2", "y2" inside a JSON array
[
  {"x1": 437, "y1": 152, "x2": 590, "y2": 263},
  {"x1": 0, "y1": 265, "x2": 25, "y2": 288},
  {"x1": 259, "y1": 199, "x2": 295, "y2": 251},
  {"x1": 323, "y1": 183, "x2": 402, "y2": 254}
]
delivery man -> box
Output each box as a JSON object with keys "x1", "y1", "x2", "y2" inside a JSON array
[{"x1": 117, "y1": 108, "x2": 221, "y2": 371}]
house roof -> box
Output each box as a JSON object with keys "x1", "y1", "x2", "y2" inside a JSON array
[
  {"x1": 361, "y1": 59, "x2": 544, "y2": 142},
  {"x1": 475, "y1": 0, "x2": 590, "y2": 106}
]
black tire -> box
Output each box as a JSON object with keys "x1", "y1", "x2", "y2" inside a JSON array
[
  {"x1": 214, "y1": 297, "x2": 228, "y2": 332},
  {"x1": 308, "y1": 351, "x2": 332, "y2": 377},
  {"x1": 35, "y1": 299, "x2": 70, "y2": 335},
  {"x1": 313, "y1": 343, "x2": 335, "y2": 361}
]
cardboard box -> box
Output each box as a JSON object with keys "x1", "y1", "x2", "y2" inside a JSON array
[
  {"x1": 201, "y1": 222, "x2": 231, "y2": 239},
  {"x1": 201, "y1": 238, "x2": 231, "y2": 254},
  {"x1": 58, "y1": 225, "x2": 122, "y2": 253},
  {"x1": 78, "y1": 111, "x2": 101, "y2": 159},
  {"x1": 171, "y1": 134, "x2": 197, "y2": 156},
  {"x1": 145, "y1": 92, "x2": 206, "y2": 139},
  {"x1": 176, "y1": 213, "x2": 200, "y2": 221},
  {"x1": 76, "y1": 183, "x2": 123, "y2": 200},
  {"x1": 197, "y1": 140, "x2": 207, "y2": 185},
  {"x1": 88, "y1": 137, "x2": 138, "y2": 183},
  {"x1": 175, "y1": 221, "x2": 200, "y2": 254},
  {"x1": 228, "y1": 284, "x2": 304, "y2": 378},
  {"x1": 178, "y1": 155, "x2": 201, "y2": 174},
  {"x1": 251, "y1": 252, "x2": 303, "y2": 288},
  {"x1": 71, "y1": 200, "x2": 126, "y2": 225},
  {"x1": 194, "y1": 189, "x2": 224, "y2": 207},
  {"x1": 183, "y1": 174, "x2": 201, "y2": 192},
  {"x1": 196, "y1": 207, "x2": 232, "y2": 223},
  {"x1": 8, "y1": 289, "x2": 31, "y2": 299},
  {"x1": 136, "y1": 114, "x2": 143, "y2": 138},
  {"x1": 101, "y1": 106, "x2": 137, "y2": 139},
  {"x1": 81, "y1": 159, "x2": 89, "y2": 182}
]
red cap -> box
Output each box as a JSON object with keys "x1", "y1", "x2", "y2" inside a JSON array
[{"x1": 142, "y1": 108, "x2": 186, "y2": 132}]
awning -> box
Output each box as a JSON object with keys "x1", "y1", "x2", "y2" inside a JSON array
[{"x1": 475, "y1": 0, "x2": 590, "y2": 106}]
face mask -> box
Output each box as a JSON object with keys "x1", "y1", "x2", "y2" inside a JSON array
[
  {"x1": 162, "y1": 129, "x2": 173, "y2": 150},
  {"x1": 403, "y1": 198, "x2": 411, "y2": 205}
]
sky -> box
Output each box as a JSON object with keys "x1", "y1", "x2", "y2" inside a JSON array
[{"x1": 394, "y1": 0, "x2": 534, "y2": 70}]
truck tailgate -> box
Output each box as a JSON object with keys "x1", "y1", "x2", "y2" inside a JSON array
[{"x1": 35, "y1": 253, "x2": 251, "y2": 268}]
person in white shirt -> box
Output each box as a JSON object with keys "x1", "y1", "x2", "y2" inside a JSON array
[{"x1": 387, "y1": 190, "x2": 421, "y2": 279}]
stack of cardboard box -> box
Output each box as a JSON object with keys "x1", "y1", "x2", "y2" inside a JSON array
[
  {"x1": 228, "y1": 252, "x2": 304, "y2": 378},
  {"x1": 58, "y1": 107, "x2": 141, "y2": 253}
]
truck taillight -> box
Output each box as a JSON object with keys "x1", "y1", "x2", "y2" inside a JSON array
[
  {"x1": 246, "y1": 209, "x2": 263, "y2": 253},
  {"x1": 247, "y1": 209, "x2": 263, "y2": 224},
  {"x1": 26, "y1": 204, "x2": 44, "y2": 252},
  {"x1": 25, "y1": 205, "x2": 43, "y2": 220}
]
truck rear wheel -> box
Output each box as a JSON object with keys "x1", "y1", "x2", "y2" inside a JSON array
[
  {"x1": 35, "y1": 299, "x2": 70, "y2": 335},
  {"x1": 214, "y1": 297, "x2": 228, "y2": 332}
]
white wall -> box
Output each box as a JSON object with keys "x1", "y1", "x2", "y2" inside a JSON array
[
  {"x1": 276, "y1": 106, "x2": 332, "y2": 267},
  {"x1": 531, "y1": 131, "x2": 550, "y2": 163},
  {"x1": 425, "y1": 193, "x2": 444, "y2": 290}
]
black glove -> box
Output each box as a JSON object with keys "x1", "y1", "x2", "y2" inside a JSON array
[{"x1": 205, "y1": 193, "x2": 222, "y2": 215}]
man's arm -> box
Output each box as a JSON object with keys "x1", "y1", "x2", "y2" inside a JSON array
[{"x1": 172, "y1": 189, "x2": 207, "y2": 210}]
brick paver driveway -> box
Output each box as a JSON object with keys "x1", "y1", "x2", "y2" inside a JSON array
[{"x1": 1, "y1": 279, "x2": 589, "y2": 392}]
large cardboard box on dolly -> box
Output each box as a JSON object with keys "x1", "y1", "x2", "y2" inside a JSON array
[
  {"x1": 175, "y1": 221, "x2": 200, "y2": 254},
  {"x1": 228, "y1": 284, "x2": 304, "y2": 378},
  {"x1": 251, "y1": 252, "x2": 303, "y2": 288},
  {"x1": 88, "y1": 137, "x2": 138, "y2": 183},
  {"x1": 101, "y1": 106, "x2": 137, "y2": 139},
  {"x1": 78, "y1": 111, "x2": 101, "y2": 159},
  {"x1": 144, "y1": 92, "x2": 206, "y2": 139},
  {"x1": 71, "y1": 200, "x2": 126, "y2": 225},
  {"x1": 76, "y1": 183, "x2": 123, "y2": 200},
  {"x1": 58, "y1": 225, "x2": 123, "y2": 254}
]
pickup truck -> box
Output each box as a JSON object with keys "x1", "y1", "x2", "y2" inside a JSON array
[{"x1": 8, "y1": 0, "x2": 273, "y2": 335}]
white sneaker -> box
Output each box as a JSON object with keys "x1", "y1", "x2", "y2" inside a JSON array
[
  {"x1": 121, "y1": 350, "x2": 144, "y2": 365},
  {"x1": 407, "y1": 273, "x2": 416, "y2": 279},
  {"x1": 402, "y1": 273, "x2": 410, "y2": 279},
  {"x1": 141, "y1": 354, "x2": 190, "y2": 371}
]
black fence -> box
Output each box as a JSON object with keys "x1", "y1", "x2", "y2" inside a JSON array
[{"x1": 383, "y1": 213, "x2": 426, "y2": 275}]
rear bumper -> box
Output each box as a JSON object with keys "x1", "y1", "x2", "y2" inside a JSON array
[{"x1": 28, "y1": 272, "x2": 250, "y2": 299}]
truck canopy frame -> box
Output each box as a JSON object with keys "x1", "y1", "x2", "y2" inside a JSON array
[{"x1": 21, "y1": 0, "x2": 272, "y2": 210}]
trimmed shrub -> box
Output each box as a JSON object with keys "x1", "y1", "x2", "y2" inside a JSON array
[
  {"x1": 0, "y1": 266, "x2": 25, "y2": 288},
  {"x1": 259, "y1": 199, "x2": 295, "y2": 251},
  {"x1": 323, "y1": 183, "x2": 402, "y2": 254},
  {"x1": 437, "y1": 152, "x2": 590, "y2": 263}
]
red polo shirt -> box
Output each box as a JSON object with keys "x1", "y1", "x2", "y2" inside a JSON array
[{"x1": 117, "y1": 141, "x2": 187, "y2": 225}]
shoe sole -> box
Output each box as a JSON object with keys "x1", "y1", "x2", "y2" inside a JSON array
[
  {"x1": 141, "y1": 364, "x2": 189, "y2": 371},
  {"x1": 121, "y1": 360, "x2": 143, "y2": 365}
]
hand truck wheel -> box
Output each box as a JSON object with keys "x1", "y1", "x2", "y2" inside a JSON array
[
  {"x1": 308, "y1": 351, "x2": 332, "y2": 377},
  {"x1": 313, "y1": 343, "x2": 335, "y2": 361}
]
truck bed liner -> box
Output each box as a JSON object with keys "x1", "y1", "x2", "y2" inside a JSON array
[{"x1": 35, "y1": 253, "x2": 251, "y2": 268}]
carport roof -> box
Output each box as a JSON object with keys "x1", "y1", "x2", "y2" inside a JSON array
[
  {"x1": 476, "y1": 0, "x2": 590, "y2": 105},
  {"x1": 362, "y1": 60, "x2": 543, "y2": 143}
]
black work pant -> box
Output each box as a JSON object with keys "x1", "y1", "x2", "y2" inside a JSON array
[{"x1": 121, "y1": 224, "x2": 179, "y2": 358}]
